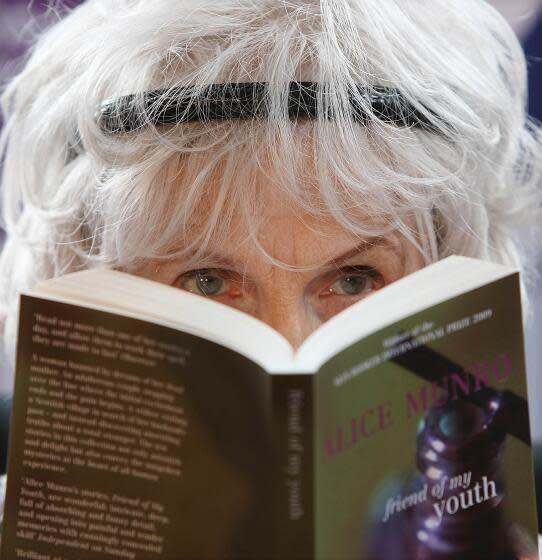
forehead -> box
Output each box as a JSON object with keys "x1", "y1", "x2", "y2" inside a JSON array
[
  {"x1": 199, "y1": 168, "x2": 400, "y2": 269},
  {"x1": 153, "y1": 127, "x2": 406, "y2": 269}
]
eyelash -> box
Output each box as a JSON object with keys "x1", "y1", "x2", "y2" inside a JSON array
[
  {"x1": 335, "y1": 265, "x2": 379, "y2": 281},
  {"x1": 176, "y1": 265, "x2": 383, "y2": 298},
  {"x1": 324, "y1": 265, "x2": 382, "y2": 293}
]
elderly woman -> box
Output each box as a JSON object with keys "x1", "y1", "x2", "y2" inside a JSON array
[
  {"x1": 0, "y1": 0, "x2": 540, "y2": 556},
  {"x1": 1, "y1": 0, "x2": 541, "y2": 353}
]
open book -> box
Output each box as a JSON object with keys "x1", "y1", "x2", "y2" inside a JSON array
[{"x1": 0, "y1": 256, "x2": 539, "y2": 559}]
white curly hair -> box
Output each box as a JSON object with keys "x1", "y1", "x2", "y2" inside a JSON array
[{"x1": 0, "y1": 0, "x2": 541, "y2": 362}]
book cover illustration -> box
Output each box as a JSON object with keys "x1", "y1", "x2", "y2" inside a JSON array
[{"x1": 315, "y1": 274, "x2": 538, "y2": 559}]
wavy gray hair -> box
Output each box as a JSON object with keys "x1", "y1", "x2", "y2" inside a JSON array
[{"x1": 1, "y1": 0, "x2": 541, "y2": 360}]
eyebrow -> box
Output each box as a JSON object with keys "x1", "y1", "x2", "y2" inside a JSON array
[
  {"x1": 180, "y1": 251, "x2": 238, "y2": 269},
  {"x1": 323, "y1": 236, "x2": 395, "y2": 268},
  {"x1": 179, "y1": 235, "x2": 397, "y2": 271}
]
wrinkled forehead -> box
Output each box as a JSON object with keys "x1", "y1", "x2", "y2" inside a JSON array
[
  {"x1": 155, "y1": 150, "x2": 410, "y2": 270},
  {"x1": 169, "y1": 125, "x2": 396, "y2": 225},
  {"x1": 142, "y1": 127, "x2": 412, "y2": 269},
  {"x1": 98, "y1": 117, "x2": 436, "y2": 271}
]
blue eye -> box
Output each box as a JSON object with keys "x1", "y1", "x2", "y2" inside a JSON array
[
  {"x1": 195, "y1": 270, "x2": 225, "y2": 296},
  {"x1": 177, "y1": 269, "x2": 228, "y2": 296},
  {"x1": 328, "y1": 266, "x2": 377, "y2": 296},
  {"x1": 337, "y1": 274, "x2": 368, "y2": 295}
]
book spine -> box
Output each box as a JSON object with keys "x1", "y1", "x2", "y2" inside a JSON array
[{"x1": 272, "y1": 373, "x2": 314, "y2": 559}]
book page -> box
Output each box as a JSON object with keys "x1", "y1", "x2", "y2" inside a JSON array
[
  {"x1": 1, "y1": 296, "x2": 274, "y2": 560},
  {"x1": 313, "y1": 274, "x2": 538, "y2": 559},
  {"x1": 32, "y1": 269, "x2": 295, "y2": 372},
  {"x1": 293, "y1": 256, "x2": 515, "y2": 372}
]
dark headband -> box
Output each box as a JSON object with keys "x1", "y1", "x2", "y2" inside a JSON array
[{"x1": 98, "y1": 82, "x2": 437, "y2": 134}]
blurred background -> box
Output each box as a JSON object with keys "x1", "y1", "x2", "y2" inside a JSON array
[{"x1": 0, "y1": 1, "x2": 541, "y2": 424}]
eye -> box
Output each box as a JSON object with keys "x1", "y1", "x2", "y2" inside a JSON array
[
  {"x1": 177, "y1": 269, "x2": 229, "y2": 297},
  {"x1": 323, "y1": 266, "x2": 380, "y2": 297},
  {"x1": 332, "y1": 274, "x2": 369, "y2": 295}
]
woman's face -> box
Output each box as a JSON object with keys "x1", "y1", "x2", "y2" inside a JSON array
[{"x1": 135, "y1": 187, "x2": 426, "y2": 348}]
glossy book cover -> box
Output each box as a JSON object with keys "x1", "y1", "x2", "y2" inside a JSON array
[
  {"x1": 315, "y1": 273, "x2": 538, "y2": 559},
  {"x1": 0, "y1": 268, "x2": 538, "y2": 559}
]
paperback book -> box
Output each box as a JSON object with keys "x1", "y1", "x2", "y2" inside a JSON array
[{"x1": 0, "y1": 256, "x2": 538, "y2": 559}]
